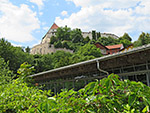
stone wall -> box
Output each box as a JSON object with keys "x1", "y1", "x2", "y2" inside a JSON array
[
  {"x1": 30, "y1": 43, "x2": 73, "y2": 55},
  {"x1": 82, "y1": 32, "x2": 119, "y2": 39}
]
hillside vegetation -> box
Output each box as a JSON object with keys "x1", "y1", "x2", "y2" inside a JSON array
[
  {"x1": 0, "y1": 60, "x2": 150, "y2": 112},
  {"x1": 1, "y1": 29, "x2": 150, "y2": 74}
]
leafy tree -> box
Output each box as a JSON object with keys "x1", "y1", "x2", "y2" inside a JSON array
[
  {"x1": 83, "y1": 36, "x2": 90, "y2": 44},
  {"x1": 76, "y1": 43, "x2": 102, "y2": 58},
  {"x1": 133, "y1": 32, "x2": 150, "y2": 47},
  {"x1": 62, "y1": 41, "x2": 69, "y2": 49},
  {"x1": 54, "y1": 41, "x2": 63, "y2": 48},
  {"x1": 97, "y1": 32, "x2": 101, "y2": 39},
  {"x1": 33, "y1": 54, "x2": 53, "y2": 73},
  {"x1": 92, "y1": 30, "x2": 96, "y2": 40},
  {"x1": 50, "y1": 36, "x2": 58, "y2": 44},
  {"x1": 97, "y1": 37, "x2": 109, "y2": 46},
  {"x1": 0, "y1": 58, "x2": 13, "y2": 84},
  {"x1": 119, "y1": 33, "x2": 132, "y2": 41},
  {"x1": 25, "y1": 46, "x2": 30, "y2": 53},
  {"x1": 0, "y1": 38, "x2": 34, "y2": 72},
  {"x1": 120, "y1": 39, "x2": 131, "y2": 48},
  {"x1": 0, "y1": 38, "x2": 13, "y2": 63},
  {"x1": 0, "y1": 62, "x2": 52, "y2": 112},
  {"x1": 56, "y1": 26, "x2": 71, "y2": 41},
  {"x1": 71, "y1": 28, "x2": 83, "y2": 43},
  {"x1": 51, "y1": 51, "x2": 72, "y2": 68},
  {"x1": 11, "y1": 47, "x2": 34, "y2": 72},
  {"x1": 36, "y1": 74, "x2": 150, "y2": 113}
]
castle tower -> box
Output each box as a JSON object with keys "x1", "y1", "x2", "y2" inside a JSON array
[{"x1": 41, "y1": 23, "x2": 59, "y2": 44}]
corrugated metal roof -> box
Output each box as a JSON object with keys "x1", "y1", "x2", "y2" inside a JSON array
[{"x1": 28, "y1": 44, "x2": 150, "y2": 77}]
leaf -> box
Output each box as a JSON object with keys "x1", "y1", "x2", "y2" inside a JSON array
[
  {"x1": 37, "y1": 108, "x2": 43, "y2": 113},
  {"x1": 128, "y1": 94, "x2": 136, "y2": 106},
  {"x1": 142, "y1": 106, "x2": 149, "y2": 113}
]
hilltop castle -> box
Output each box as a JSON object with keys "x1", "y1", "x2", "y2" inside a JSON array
[{"x1": 30, "y1": 23, "x2": 119, "y2": 55}]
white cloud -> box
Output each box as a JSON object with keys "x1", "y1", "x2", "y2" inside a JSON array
[
  {"x1": 11, "y1": 43, "x2": 22, "y2": 47},
  {"x1": 39, "y1": 12, "x2": 43, "y2": 16},
  {"x1": 0, "y1": 1, "x2": 40, "y2": 42},
  {"x1": 61, "y1": 10, "x2": 68, "y2": 16},
  {"x1": 29, "y1": 0, "x2": 45, "y2": 9},
  {"x1": 43, "y1": 26, "x2": 49, "y2": 31},
  {"x1": 66, "y1": 0, "x2": 140, "y2": 8},
  {"x1": 56, "y1": 0, "x2": 150, "y2": 40}
]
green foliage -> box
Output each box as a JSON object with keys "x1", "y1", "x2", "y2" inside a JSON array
[
  {"x1": 54, "y1": 40, "x2": 63, "y2": 48},
  {"x1": 0, "y1": 38, "x2": 34, "y2": 72},
  {"x1": 97, "y1": 36, "x2": 120, "y2": 46},
  {"x1": 56, "y1": 26, "x2": 71, "y2": 41},
  {"x1": 0, "y1": 59, "x2": 150, "y2": 113},
  {"x1": 120, "y1": 39, "x2": 131, "y2": 48},
  {"x1": 133, "y1": 32, "x2": 150, "y2": 47},
  {"x1": 92, "y1": 30, "x2": 96, "y2": 40},
  {"x1": 76, "y1": 43, "x2": 102, "y2": 58},
  {"x1": 51, "y1": 51, "x2": 72, "y2": 68},
  {"x1": 50, "y1": 36, "x2": 58, "y2": 44},
  {"x1": 17, "y1": 62, "x2": 35, "y2": 79},
  {"x1": 71, "y1": 28, "x2": 83, "y2": 43},
  {"x1": 36, "y1": 74, "x2": 150, "y2": 112},
  {"x1": 83, "y1": 36, "x2": 90, "y2": 44},
  {"x1": 119, "y1": 33, "x2": 132, "y2": 41},
  {"x1": 0, "y1": 61, "x2": 52, "y2": 113},
  {"x1": 62, "y1": 41, "x2": 69, "y2": 49},
  {"x1": 25, "y1": 46, "x2": 30, "y2": 53},
  {"x1": 97, "y1": 32, "x2": 101, "y2": 39},
  {"x1": 0, "y1": 58, "x2": 13, "y2": 85}
]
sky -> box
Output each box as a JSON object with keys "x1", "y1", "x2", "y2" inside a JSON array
[{"x1": 0, "y1": 0, "x2": 150, "y2": 47}]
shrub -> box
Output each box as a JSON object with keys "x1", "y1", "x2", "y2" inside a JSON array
[{"x1": 37, "y1": 74, "x2": 150, "y2": 112}]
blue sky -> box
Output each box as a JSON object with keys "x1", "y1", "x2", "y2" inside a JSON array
[{"x1": 0, "y1": 0, "x2": 150, "y2": 47}]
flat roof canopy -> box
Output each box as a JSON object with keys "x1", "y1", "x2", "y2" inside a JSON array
[{"x1": 29, "y1": 44, "x2": 150, "y2": 81}]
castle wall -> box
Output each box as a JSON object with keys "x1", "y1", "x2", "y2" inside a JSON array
[
  {"x1": 82, "y1": 32, "x2": 92, "y2": 39},
  {"x1": 30, "y1": 43, "x2": 73, "y2": 55}
]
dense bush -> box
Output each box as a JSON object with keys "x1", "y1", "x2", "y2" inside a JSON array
[
  {"x1": 0, "y1": 59, "x2": 150, "y2": 112},
  {"x1": 0, "y1": 61, "x2": 51, "y2": 113},
  {"x1": 36, "y1": 74, "x2": 150, "y2": 112}
]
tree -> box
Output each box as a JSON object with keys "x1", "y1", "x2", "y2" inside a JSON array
[
  {"x1": 54, "y1": 41, "x2": 63, "y2": 48},
  {"x1": 119, "y1": 33, "x2": 132, "y2": 41},
  {"x1": 62, "y1": 41, "x2": 69, "y2": 49},
  {"x1": 97, "y1": 32, "x2": 101, "y2": 39},
  {"x1": 139, "y1": 32, "x2": 146, "y2": 45},
  {"x1": 76, "y1": 43, "x2": 102, "y2": 58},
  {"x1": 71, "y1": 28, "x2": 83, "y2": 43},
  {"x1": 120, "y1": 39, "x2": 131, "y2": 48},
  {"x1": 0, "y1": 38, "x2": 34, "y2": 72},
  {"x1": 133, "y1": 32, "x2": 150, "y2": 47},
  {"x1": 50, "y1": 36, "x2": 58, "y2": 44},
  {"x1": 25, "y1": 46, "x2": 30, "y2": 53},
  {"x1": 97, "y1": 36, "x2": 119, "y2": 46},
  {"x1": 56, "y1": 26, "x2": 71, "y2": 41},
  {"x1": 92, "y1": 30, "x2": 96, "y2": 40},
  {"x1": 0, "y1": 58, "x2": 13, "y2": 84},
  {"x1": 83, "y1": 36, "x2": 90, "y2": 44},
  {"x1": 119, "y1": 33, "x2": 132, "y2": 47},
  {"x1": 51, "y1": 51, "x2": 72, "y2": 68}
]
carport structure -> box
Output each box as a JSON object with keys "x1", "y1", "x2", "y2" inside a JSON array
[{"x1": 29, "y1": 44, "x2": 150, "y2": 93}]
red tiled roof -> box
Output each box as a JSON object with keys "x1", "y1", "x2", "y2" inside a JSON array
[
  {"x1": 106, "y1": 44, "x2": 123, "y2": 49},
  {"x1": 50, "y1": 23, "x2": 59, "y2": 29}
]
